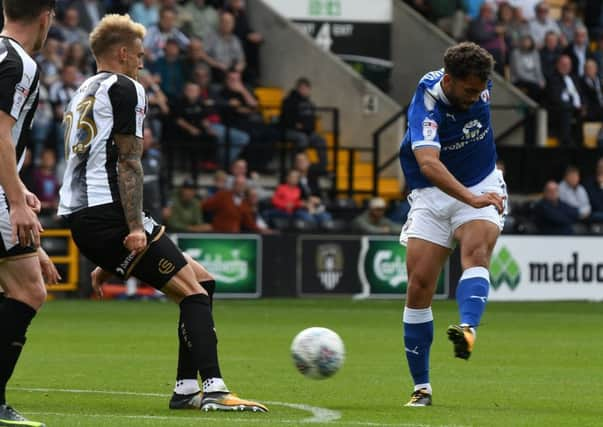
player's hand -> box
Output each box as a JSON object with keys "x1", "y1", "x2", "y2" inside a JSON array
[
  {"x1": 10, "y1": 203, "x2": 43, "y2": 247},
  {"x1": 24, "y1": 190, "x2": 42, "y2": 213},
  {"x1": 123, "y1": 229, "x2": 147, "y2": 255},
  {"x1": 38, "y1": 248, "x2": 61, "y2": 284},
  {"x1": 469, "y1": 192, "x2": 505, "y2": 214},
  {"x1": 90, "y1": 266, "x2": 107, "y2": 300}
]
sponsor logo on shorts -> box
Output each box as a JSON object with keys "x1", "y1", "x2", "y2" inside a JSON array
[
  {"x1": 116, "y1": 251, "x2": 137, "y2": 276},
  {"x1": 158, "y1": 258, "x2": 175, "y2": 275}
]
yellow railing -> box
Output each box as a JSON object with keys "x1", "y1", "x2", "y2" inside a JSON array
[{"x1": 42, "y1": 229, "x2": 79, "y2": 292}]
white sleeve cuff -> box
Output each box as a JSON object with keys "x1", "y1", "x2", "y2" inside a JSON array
[{"x1": 412, "y1": 140, "x2": 441, "y2": 150}]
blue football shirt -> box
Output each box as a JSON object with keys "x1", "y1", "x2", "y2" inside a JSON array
[{"x1": 399, "y1": 69, "x2": 497, "y2": 191}]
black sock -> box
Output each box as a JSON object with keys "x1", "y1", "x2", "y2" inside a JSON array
[
  {"x1": 175, "y1": 311, "x2": 198, "y2": 386},
  {"x1": 0, "y1": 298, "x2": 36, "y2": 405},
  {"x1": 179, "y1": 294, "x2": 221, "y2": 381},
  {"x1": 200, "y1": 280, "x2": 215, "y2": 309}
]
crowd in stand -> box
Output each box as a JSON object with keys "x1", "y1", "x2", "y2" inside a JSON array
[{"x1": 406, "y1": 0, "x2": 603, "y2": 147}]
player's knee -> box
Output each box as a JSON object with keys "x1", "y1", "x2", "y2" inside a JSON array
[
  {"x1": 408, "y1": 272, "x2": 433, "y2": 291},
  {"x1": 462, "y1": 246, "x2": 490, "y2": 269},
  {"x1": 10, "y1": 280, "x2": 46, "y2": 310},
  {"x1": 183, "y1": 253, "x2": 213, "y2": 282}
]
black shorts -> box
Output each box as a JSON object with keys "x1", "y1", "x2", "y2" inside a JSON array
[
  {"x1": 0, "y1": 197, "x2": 37, "y2": 261},
  {"x1": 65, "y1": 202, "x2": 187, "y2": 289}
]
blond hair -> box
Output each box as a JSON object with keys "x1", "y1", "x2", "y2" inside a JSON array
[{"x1": 89, "y1": 14, "x2": 146, "y2": 60}]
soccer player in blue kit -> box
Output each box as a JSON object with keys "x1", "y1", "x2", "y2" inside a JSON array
[{"x1": 399, "y1": 42, "x2": 506, "y2": 407}]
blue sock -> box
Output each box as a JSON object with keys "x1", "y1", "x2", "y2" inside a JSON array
[
  {"x1": 403, "y1": 307, "x2": 433, "y2": 391},
  {"x1": 456, "y1": 266, "x2": 490, "y2": 328}
]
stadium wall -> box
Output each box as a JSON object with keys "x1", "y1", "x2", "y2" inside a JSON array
[
  {"x1": 248, "y1": 0, "x2": 404, "y2": 177},
  {"x1": 391, "y1": 1, "x2": 543, "y2": 146}
]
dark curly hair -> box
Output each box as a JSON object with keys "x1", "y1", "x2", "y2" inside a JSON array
[
  {"x1": 443, "y1": 42, "x2": 494, "y2": 82},
  {"x1": 3, "y1": 0, "x2": 55, "y2": 22}
]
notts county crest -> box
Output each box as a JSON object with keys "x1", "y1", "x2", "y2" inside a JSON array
[{"x1": 316, "y1": 244, "x2": 344, "y2": 290}]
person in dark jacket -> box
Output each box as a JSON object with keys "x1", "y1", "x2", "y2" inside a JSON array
[
  {"x1": 585, "y1": 158, "x2": 603, "y2": 223},
  {"x1": 142, "y1": 128, "x2": 169, "y2": 222},
  {"x1": 280, "y1": 77, "x2": 328, "y2": 173},
  {"x1": 534, "y1": 180, "x2": 580, "y2": 234},
  {"x1": 579, "y1": 59, "x2": 603, "y2": 121}
]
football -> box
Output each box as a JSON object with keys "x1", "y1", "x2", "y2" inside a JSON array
[{"x1": 290, "y1": 327, "x2": 345, "y2": 379}]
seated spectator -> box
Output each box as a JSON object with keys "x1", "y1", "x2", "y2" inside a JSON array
[
  {"x1": 183, "y1": 37, "x2": 211, "y2": 80},
  {"x1": 183, "y1": 0, "x2": 219, "y2": 41},
  {"x1": 245, "y1": 187, "x2": 271, "y2": 233},
  {"x1": 534, "y1": 180, "x2": 579, "y2": 234},
  {"x1": 559, "y1": 165, "x2": 591, "y2": 220},
  {"x1": 585, "y1": 158, "x2": 603, "y2": 223},
  {"x1": 208, "y1": 169, "x2": 228, "y2": 196},
  {"x1": 280, "y1": 78, "x2": 328, "y2": 173},
  {"x1": 294, "y1": 152, "x2": 322, "y2": 200},
  {"x1": 139, "y1": 69, "x2": 170, "y2": 138},
  {"x1": 225, "y1": 159, "x2": 271, "y2": 200},
  {"x1": 130, "y1": 0, "x2": 160, "y2": 28},
  {"x1": 557, "y1": 3, "x2": 583, "y2": 46},
  {"x1": 149, "y1": 38, "x2": 186, "y2": 99},
  {"x1": 546, "y1": 55, "x2": 583, "y2": 146},
  {"x1": 143, "y1": 6, "x2": 190, "y2": 62},
  {"x1": 563, "y1": 25, "x2": 593, "y2": 78},
  {"x1": 35, "y1": 34, "x2": 63, "y2": 87},
  {"x1": 32, "y1": 148, "x2": 59, "y2": 215},
  {"x1": 172, "y1": 81, "x2": 218, "y2": 175},
  {"x1": 580, "y1": 59, "x2": 603, "y2": 121},
  {"x1": 225, "y1": 0, "x2": 263, "y2": 83},
  {"x1": 540, "y1": 31, "x2": 563, "y2": 82},
  {"x1": 219, "y1": 70, "x2": 276, "y2": 170},
  {"x1": 510, "y1": 34, "x2": 545, "y2": 103},
  {"x1": 167, "y1": 179, "x2": 212, "y2": 232},
  {"x1": 268, "y1": 170, "x2": 331, "y2": 227},
  {"x1": 352, "y1": 197, "x2": 400, "y2": 234},
  {"x1": 64, "y1": 42, "x2": 95, "y2": 78},
  {"x1": 204, "y1": 11, "x2": 246, "y2": 81},
  {"x1": 58, "y1": 7, "x2": 90, "y2": 47},
  {"x1": 202, "y1": 175, "x2": 261, "y2": 233},
  {"x1": 49, "y1": 64, "x2": 80, "y2": 161},
  {"x1": 142, "y1": 128, "x2": 168, "y2": 223},
  {"x1": 500, "y1": 2, "x2": 529, "y2": 52},
  {"x1": 528, "y1": 2, "x2": 562, "y2": 48},
  {"x1": 467, "y1": 3, "x2": 506, "y2": 74}
]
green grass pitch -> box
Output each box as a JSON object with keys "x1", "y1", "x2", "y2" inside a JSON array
[{"x1": 7, "y1": 298, "x2": 601, "y2": 426}]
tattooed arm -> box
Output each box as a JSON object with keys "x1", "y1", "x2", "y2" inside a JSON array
[{"x1": 115, "y1": 133, "x2": 146, "y2": 254}]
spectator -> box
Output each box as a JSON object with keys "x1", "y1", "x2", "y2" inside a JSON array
[
  {"x1": 144, "y1": 6, "x2": 190, "y2": 62},
  {"x1": 528, "y1": 2, "x2": 562, "y2": 49},
  {"x1": 506, "y1": 0, "x2": 539, "y2": 22},
  {"x1": 245, "y1": 187, "x2": 271, "y2": 233},
  {"x1": 138, "y1": 69, "x2": 170, "y2": 138},
  {"x1": 182, "y1": 0, "x2": 219, "y2": 41},
  {"x1": 72, "y1": 0, "x2": 105, "y2": 33},
  {"x1": 585, "y1": 158, "x2": 603, "y2": 223},
  {"x1": 167, "y1": 179, "x2": 212, "y2": 232},
  {"x1": 269, "y1": 169, "x2": 331, "y2": 227},
  {"x1": 130, "y1": 0, "x2": 160, "y2": 28},
  {"x1": 534, "y1": 180, "x2": 579, "y2": 234},
  {"x1": 352, "y1": 197, "x2": 400, "y2": 234},
  {"x1": 225, "y1": 159, "x2": 271, "y2": 200},
  {"x1": 293, "y1": 152, "x2": 321, "y2": 200},
  {"x1": 559, "y1": 165, "x2": 591, "y2": 220},
  {"x1": 32, "y1": 148, "x2": 59, "y2": 214},
  {"x1": 35, "y1": 35, "x2": 63, "y2": 87},
  {"x1": 59, "y1": 7, "x2": 90, "y2": 47},
  {"x1": 510, "y1": 34, "x2": 545, "y2": 103},
  {"x1": 498, "y1": 1, "x2": 527, "y2": 53},
  {"x1": 462, "y1": 0, "x2": 486, "y2": 20},
  {"x1": 64, "y1": 42, "x2": 95, "y2": 77},
  {"x1": 204, "y1": 11, "x2": 246, "y2": 81},
  {"x1": 540, "y1": 30, "x2": 563, "y2": 81},
  {"x1": 426, "y1": 0, "x2": 467, "y2": 40},
  {"x1": 49, "y1": 64, "x2": 80, "y2": 160},
  {"x1": 546, "y1": 55, "x2": 583, "y2": 146},
  {"x1": 202, "y1": 175, "x2": 261, "y2": 233},
  {"x1": 225, "y1": 0, "x2": 263, "y2": 83},
  {"x1": 142, "y1": 128, "x2": 169, "y2": 222},
  {"x1": 467, "y1": 3, "x2": 506, "y2": 74},
  {"x1": 172, "y1": 81, "x2": 218, "y2": 175},
  {"x1": 150, "y1": 38, "x2": 186, "y2": 99},
  {"x1": 580, "y1": 59, "x2": 603, "y2": 121},
  {"x1": 30, "y1": 85, "x2": 54, "y2": 163},
  {"x1": 208, "y1": 169, "x2": 228, "y2": 196},
  {"x1": 563, "y1": 25, "x2": 593, "y2": 78},
  {"x1": 219, "y1": 70, "x2": 276, "y2": 170},
  {"x1": 280, "y1": 77, "x2": 328, "y2": 173},
  {"x1": 183, "y1": 37, "x2": 211, "y2": 80},
  {"x1": 557, "y1": 3, "x2": 583, "y2": 46}
]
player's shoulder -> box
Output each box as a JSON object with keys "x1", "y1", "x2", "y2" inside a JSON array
[
  {"x1": 0, "y1": 37, "x2": 38, "y2": 81},
  {"x1": 107, "y1": 73, "x2": 145, "y2": 96},
  {"x1": 409, "y1": 69, "x2": 445, "y2": 117}
]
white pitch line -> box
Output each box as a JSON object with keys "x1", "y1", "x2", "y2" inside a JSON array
[
  {"x1": 11, "y1": 387, "x2": 341, "y2": 424},
  {"x1": 13, "y1": 387, "x2": 469, "y2": 427}
]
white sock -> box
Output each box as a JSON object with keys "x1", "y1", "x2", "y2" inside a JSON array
[
  {"x1": 174, "y1": 379, "x2": 200, "y2": 395},
  {"x1": 126, "y1": 277, "x2": 138, "y2": 296},
  {"x1": 202, "y1": 377, "x2": 229, "y2": 393},
  {"x1": 414, "y1": 383, "x2": 432, "y2": 395}
]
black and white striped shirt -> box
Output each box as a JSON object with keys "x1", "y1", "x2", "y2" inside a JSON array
[
  {"x1": 58, "y1": 72, "x2": 146, "y2": 215},
  {"x1": 0, "y1": 36, "x2": 40, "y2": 195}
]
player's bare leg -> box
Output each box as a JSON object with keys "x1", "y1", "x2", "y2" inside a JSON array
[
  {"x1": 162, "y1": 264, "x2": 267, "y2": 413},
  {"x1": 0, "y1": 257, "x2": 47, "y2": 427},
  {"x1": 448, "y1": 220, "x2": 500, "y2": 359},
  {"x1": 404, "y1": 238, "x2": 450, "y2": 407}
]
